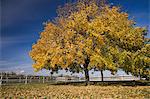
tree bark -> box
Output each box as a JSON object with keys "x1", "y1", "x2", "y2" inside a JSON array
[
  {"x1": 48, "y1": 68, "x2": 53, "y2": 80},
  {"x1": 84, "y1": 66, "x2": 89, "y2": 85},
  {"x1": 50, "y1": 72, "x2": 53, "y2": 80},
  {"x1": 100, "y1": 70, "x2": 104, "y2": 81},
  {"x1": 83, "y1": 57, "x2": 90, "y2": 85}
]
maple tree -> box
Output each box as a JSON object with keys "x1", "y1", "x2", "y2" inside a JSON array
[{"x1": 29, "y1": 0, "x2": 149, "y2": 82}]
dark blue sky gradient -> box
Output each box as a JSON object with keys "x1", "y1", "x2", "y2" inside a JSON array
[{"x1": 0, "y1": 0, "x2": 149, "y2": 75}]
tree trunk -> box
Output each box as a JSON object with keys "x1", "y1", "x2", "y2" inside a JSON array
[
  {"x1": 50, "y1": 72, "x2": 53, "y2": 80},
  {"x1": 145, "y1": 76, "x2": 149, "y2": 81},
  {"x1": 140, "y1": 76, "x2": 142, "y2": 80},
  {"x1": 100, "y1": 70, "x2": 104, "y2": 81},
  {"x1": 48, "y1": 68, "x2": 53, "y2": 80},
  {"x1": 83, "y1": 57, "x2": 90, "y2": 85},
  {"x1": 84, "y1": 67, "x2": 89, "y2": 85}
]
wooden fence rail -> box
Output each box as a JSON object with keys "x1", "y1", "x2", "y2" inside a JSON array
[{"x1": 0, "y1": 75, "x2": 140, "y2": 85}]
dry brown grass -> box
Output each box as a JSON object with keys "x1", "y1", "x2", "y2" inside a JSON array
[{"x1": 1, "y1": 84, "x2": 150, "y2": 99}]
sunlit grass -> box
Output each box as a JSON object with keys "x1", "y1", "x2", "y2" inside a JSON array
[{"x1": 1, "y1": 84, "x2": 150, "y2": 99}]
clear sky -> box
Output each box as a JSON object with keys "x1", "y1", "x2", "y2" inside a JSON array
[{"x1": 0, "y1": 0, "x2": 149, "y2": 76}]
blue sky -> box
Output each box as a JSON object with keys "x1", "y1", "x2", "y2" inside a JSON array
[{"x1": 0, "y1": 0, "x2": 149, "y2": 76}]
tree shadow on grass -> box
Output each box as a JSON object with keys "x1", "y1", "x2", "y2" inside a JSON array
[{"x1": 50, "y1": 80, "x2": 150, "y2": 86}]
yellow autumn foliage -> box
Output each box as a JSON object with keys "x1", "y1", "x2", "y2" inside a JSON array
[{"x1": 29, "y1": 0, "x2": 148, "y2": 79}]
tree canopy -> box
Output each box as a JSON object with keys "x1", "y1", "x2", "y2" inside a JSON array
[{"x1": 29, "y1": 0, "x2": 149, "y2": 81}]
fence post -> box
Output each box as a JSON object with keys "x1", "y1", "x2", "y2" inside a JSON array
[
  {"x1": 0, "y1": 73, "x2": 2, "y2": 86},
  {"x1": 43, "y1": 76, "x2": 45, "y2": 83},
  {"x1": 30, "y1": 77, "x2": 32, "y2": 83},
  {"x1": 6, "y1": 72, "x2": 8, "y2": 83},
  {"x1": 121, "y1": 76, "x2": 123, "y2": 81},
  {"x1": 19, "y1": 77, "x2": 21, "y2": 82},
  {"x1": 39, "y1": 77, "x2": 40, "y2": 83},
  {"x1": 46, "y1": 77, "x2": 48, "y2": 82},
  {"x1": 25, "y1": 75, "x2": 27, "y2": 84}
]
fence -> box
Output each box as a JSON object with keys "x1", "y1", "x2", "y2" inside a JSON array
[
  {"x1": 0, "y1": 75, "x2": 53, "y2": 85},
  {"x1": 89, "y1": 76, "x2": 140, "y2": 81},
  {"x1": 0, "y1": 74, "x2": 140, "y2": 85}
]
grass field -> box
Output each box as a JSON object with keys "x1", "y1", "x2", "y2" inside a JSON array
[{"x1": 1, "y1": 83, "x2": 150, "y2": 99}]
